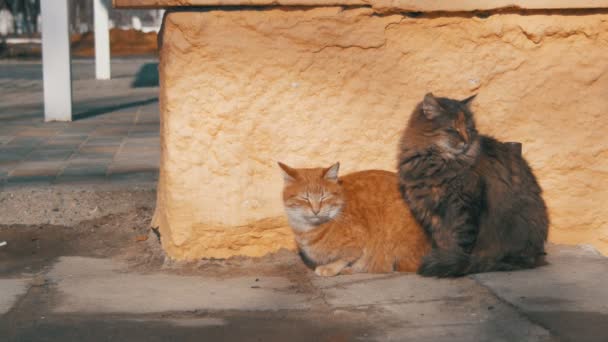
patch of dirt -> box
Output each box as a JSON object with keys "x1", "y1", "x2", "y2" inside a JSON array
[
  {"x1": 0, "y1": 207, "x2": 312, "y2": 282},
  {"x1": 0, "y1": 207, "x2": 159, "y2": 276},
  {"x1": 0, "y1": 188, "x2": 157, "y2": 227}
]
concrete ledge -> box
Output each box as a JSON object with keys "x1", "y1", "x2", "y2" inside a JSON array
[
  {"x1": 0, "y1": 184, "x2": 156, "y2": 226},
  {"x1": 114, "y1": 0, "x2": 608, "y2": 11}
]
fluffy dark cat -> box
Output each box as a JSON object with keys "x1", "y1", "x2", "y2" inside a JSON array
[{"x1": 397, "y1": 93, "x2": 549, "y2": 277}]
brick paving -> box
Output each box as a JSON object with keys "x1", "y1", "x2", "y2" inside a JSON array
[{"x1": 0, "y1": 58, "x2": 160, "y2": 188}]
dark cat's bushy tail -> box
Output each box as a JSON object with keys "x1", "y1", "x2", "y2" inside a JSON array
[{"x1": 417, "y1": 249, "x2": 543, "y2": 278}]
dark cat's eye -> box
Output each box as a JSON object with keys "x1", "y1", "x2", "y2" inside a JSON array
[{"x1": 445, "y1": 128, "x2": 464, "y2": 141}]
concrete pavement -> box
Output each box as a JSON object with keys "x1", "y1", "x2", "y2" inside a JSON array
[{"x1": 1, "y1": 244, "x2": 606, "y2": 341}]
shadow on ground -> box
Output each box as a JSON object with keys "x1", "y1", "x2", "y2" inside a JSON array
[
  {"x1": 73, "y1": 97, "x2": 159, "y2": 120},
  {"x1": 528, "y1": 311, "x2": 608, "y2": 342},
  {"x1": 1, "y1": 311, "x2": 372, "y2": 342},
  {"x1": 0, "y1": 96, "x2": 158, "y2": 123},
  {"x1": 0, "y1": 170, "x2": 158, "y2": 190},
  {"x1": 132, "y1": 63, "x2": 159, "y2": 88}
]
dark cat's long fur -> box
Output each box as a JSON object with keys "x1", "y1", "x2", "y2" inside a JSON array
[{"x1": 397, "y1": 93, "x2": 549, "y2": 277}]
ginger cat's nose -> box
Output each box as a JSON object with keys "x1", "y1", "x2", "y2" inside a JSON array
[{"x1": 310, "y1": 201, "x2": 321, "y2": 215}]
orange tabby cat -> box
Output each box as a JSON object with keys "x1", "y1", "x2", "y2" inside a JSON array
[{"x1": 278, "y1": 162, "x2": 430, "y2": 276}]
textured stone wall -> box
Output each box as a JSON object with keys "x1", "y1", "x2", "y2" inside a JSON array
[
  {"x1": 156, "y1": 7, "x2": 608, "y2": 259},
  {"x1": 114, "y1": 0, "x2": 608, "y2": 12}
]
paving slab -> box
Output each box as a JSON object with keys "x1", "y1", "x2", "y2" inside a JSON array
[
  {"x1": 314, "y1": 273, "x2": 551, "y2": 341},
  {"x1": 47, "y1": 257, "x2": 312, "y2": 314},
  {"x1": 2, "y1": 310, "x2": 372, "y2": 342},
  {"x1": 0, "y1": 279, "x2": 30, "y2": 315},
  {"x1": 474, "y1": 245, "x2": 608, "y2": 342},
  {"x1": 0, "y1": 58, "x2": 159, "y2": 190}
]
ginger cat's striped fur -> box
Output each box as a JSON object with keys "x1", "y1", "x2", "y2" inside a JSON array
[{"x1": 278, "y1": 162, "x2": 430, "y2": 277}]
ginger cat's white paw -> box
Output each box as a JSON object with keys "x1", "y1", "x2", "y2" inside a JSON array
[{"x1": 315, "y1": 265, "x2": 341, "y2": 277}]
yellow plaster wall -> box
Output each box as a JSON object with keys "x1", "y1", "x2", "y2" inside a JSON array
[{"x1": 155, "y1": 7, "x2": 608, "y2": 259}]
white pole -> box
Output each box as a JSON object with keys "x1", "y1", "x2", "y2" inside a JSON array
[
  {"x1": 41, "y1": 0, "x2": 72, "y2": 122},
  {"x1": 94, "y1": 0, "x2": 111, "y2": 80}
]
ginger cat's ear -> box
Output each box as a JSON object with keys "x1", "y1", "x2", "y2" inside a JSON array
[
  {"x1": 278, "y1": 162, "x2": 298, "y2": 183},
  {"x1": 323, "y1": 162, "x2": 340, "y2": 182}
]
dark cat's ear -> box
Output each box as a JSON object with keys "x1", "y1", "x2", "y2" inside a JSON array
[
  {"x1": 461, "y1": 94, "x2": 477, "y2": 108},
  {"x1": 323, "y1": 162, "x2": 340, "y2": 182},
  {"x1": 422, "y1": 93, "x2": 443, "y2": 120},
  {"x1": 278, "y1": 162, "x2": 298, "y2": 183}
]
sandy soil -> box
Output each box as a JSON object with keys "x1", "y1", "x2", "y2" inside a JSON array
[{"x1": 0, "y1": 207, "x2": 311, "y2": 281}]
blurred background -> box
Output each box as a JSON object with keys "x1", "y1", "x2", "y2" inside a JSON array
[
  {"x1": 0, "y1": 0, "x2": 161, "y2": 188},
  {"x1": 0, "y1": 0, "x2": 162, "y2": 58}
]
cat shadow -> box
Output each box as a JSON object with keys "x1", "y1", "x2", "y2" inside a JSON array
[{"x1": 298, "y1": 251, "x2": 317, "y2": 270}]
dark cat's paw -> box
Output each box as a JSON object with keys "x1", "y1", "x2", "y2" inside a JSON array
[{"x1": 417, "y1": 250, "x2": 469, "y2": 278}]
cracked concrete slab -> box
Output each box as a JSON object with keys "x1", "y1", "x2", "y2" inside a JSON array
[
  {"x1": 314, "y1": 273, "x2": 478, "y2": 308},
  {"x1": 2, "y1": 245, "x2": 607, "y2": 341},
  {"x1": 314, "y1": 274, "x2": 551, "y2": 341},
  {"x1": 474, "y1": 245, "x2": 608, "y2": 342},
  {"x1": 0, "y1": 279, "x2": 30, "y2": 315},
  {"x1": 47, "y1": 256, "x2": 312, "y2": 314}
]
